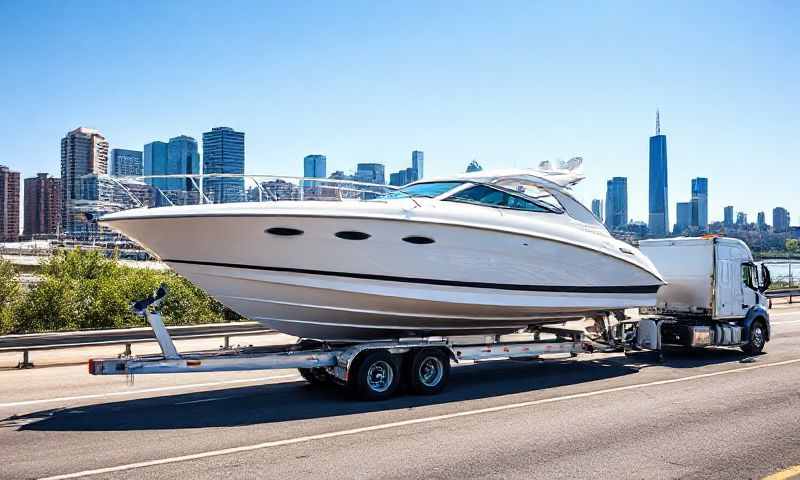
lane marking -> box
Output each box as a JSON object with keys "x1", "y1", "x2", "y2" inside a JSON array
[
  {"x1": 769, "y1": 311, "x2": 800, "y2": 318},
  {"x1": 772, "y1": 319, "x2": 800, "y2": 325},
  {"x1": 0, "y1": 374, "x2": 300, "y2": 409},
  {"x1": 39, "y1": 357, "x2": 800, "y2": 480},
  {"x1": 174, "y1": 396, "x2": 235, "y2": 405},
  {"x1": 763, "y1": 464, "x2": 800, "y2": 480}
]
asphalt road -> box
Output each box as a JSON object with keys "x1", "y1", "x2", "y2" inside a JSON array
[{"x1": 2, "y1": 303, "x2": 800, "y2": 480}]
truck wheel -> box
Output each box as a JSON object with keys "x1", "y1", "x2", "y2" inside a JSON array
[
  {"x1": 353, "y1": 350, "x2": 400, "y2": 401},
  {"x1": 741, "y1": 320, "x2": 766, "y2": 355},
  {"x1": 408, "y1": 348, "x2": 450, "y2": 395},
  {"x1": 298, "y1": 367, "x2": 331, "y2": 386}
]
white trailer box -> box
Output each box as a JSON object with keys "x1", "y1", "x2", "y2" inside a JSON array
[{"x1": 638, "y1": 237, "x2": 757, "y2": 319}]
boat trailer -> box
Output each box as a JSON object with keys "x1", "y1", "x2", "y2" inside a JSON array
[{"x1": 89, "y1": 286, "x2": 647, "y2": 400}]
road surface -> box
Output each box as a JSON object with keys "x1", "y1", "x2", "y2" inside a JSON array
[{"x1": 2, "y1": 302, "x2": 800, "y2": 480}]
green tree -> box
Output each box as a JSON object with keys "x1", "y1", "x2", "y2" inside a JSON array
[
  {"x1": 0, "y1": 259, "x2": 21, "y2": 334},
  {"x1": 787, "y1": 239, "x2": 800, "y2": 254},
  {"x1": 12, "y1": 249, "x2": 231, "y2": 333}
]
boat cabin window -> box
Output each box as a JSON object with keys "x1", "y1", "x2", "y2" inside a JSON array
[
  {"x1": 382, "y1": 182, "x2": 464, "y2": 199},
  {"x1": 443, "y1": 185, "x2": 556, "y2": 213},
  {"x1": 510, "y1": 184, "x2": 562, "y2": 211}
]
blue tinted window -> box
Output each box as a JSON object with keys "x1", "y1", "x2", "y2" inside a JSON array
[
  {"x1": 382, "y1": 182, "x2": 463, "y2": 199},
  {"x1": 445, "y1": 185, "x2": 552, "y2": 212}
]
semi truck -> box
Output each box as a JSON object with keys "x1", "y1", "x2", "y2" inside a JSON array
[
  {"x1": 88, "y1": 236, "x2": 771, "y2": 400},
  {"x1": 635, "y1": 236, "x2": 771, "y2": 354}
]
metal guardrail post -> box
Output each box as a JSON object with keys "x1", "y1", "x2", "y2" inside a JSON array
[
  {"x1": 223, "y1": 335, "x2": 230, "y2": 349},
  {"x1": 17, "y1": 350, "x2": 34, "y2": 369}
]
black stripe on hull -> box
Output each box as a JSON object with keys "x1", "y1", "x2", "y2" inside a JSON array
[{"x1": 164, "y1": 259, "x2": 662, "y2": 294}]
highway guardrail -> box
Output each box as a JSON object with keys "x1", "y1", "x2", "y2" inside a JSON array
[
  {"x1": 766, "y1": 288, "x2": 800, "y2": 308},
  {"x1": 0, "y1": 322, "x2": 274, "y2": 368}
]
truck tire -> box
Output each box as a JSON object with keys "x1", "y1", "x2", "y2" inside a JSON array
[
  {"x1": 298, "y1": 367, "x2": 331, "y2": 386},
  {"x1": 408, "y1": 348, "x2": 450, "y2": 395},
  {"x1": 741, "y1": 320, "x2": 766, "y2": 355},
  {"x1": 353, "y1": 350, "x2": 400, "y2": 401}
]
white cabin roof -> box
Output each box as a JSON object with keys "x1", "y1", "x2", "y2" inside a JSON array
[{"x1": 422, "y1": 168, "x2": 586, "y2": 191}]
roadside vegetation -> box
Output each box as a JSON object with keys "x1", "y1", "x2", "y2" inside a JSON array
[{"x1": 0, "y1": 249, "x2": 237, "y2": 335}]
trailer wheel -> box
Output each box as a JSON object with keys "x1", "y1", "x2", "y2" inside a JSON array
[
  {"x1": 741, "y1": 320, "x2": 766, "y2": 355},
  {"x1": 408, "y1": 348, "x2": 450, "y2": 395},
  {"x1": 298, "y1": 367, "x2": 331, "y2": 386},
  {"x1": 353, "y1": 350, "x2": 400, "y2": 400}
]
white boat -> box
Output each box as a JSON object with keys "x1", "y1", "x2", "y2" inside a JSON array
[{"x1": 100, "y1": 166, "x2": 665, "y2": 340}]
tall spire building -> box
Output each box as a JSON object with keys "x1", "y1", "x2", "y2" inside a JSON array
[{"x1": 648, "y1": 110, "x2": 669, "y2": 236}]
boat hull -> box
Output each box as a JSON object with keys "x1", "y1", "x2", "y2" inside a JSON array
[
  {"x1": 169, "y1": 261, "x2": 656, "y2": 340},
  {"x1": 102, "y1": 203, "x2": 663, "y2": 340}
]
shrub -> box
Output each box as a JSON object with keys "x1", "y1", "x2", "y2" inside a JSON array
[
  {"x1": 9, "y1": 249, "x2": 234, "y2": 334},
  {"x1": 0, "y1": 259, "x2": 21, "y2": 334}
]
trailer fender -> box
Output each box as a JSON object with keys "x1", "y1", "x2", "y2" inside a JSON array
[{"x1": 741, "y1": 306, "x2": 770, "y2": 342}]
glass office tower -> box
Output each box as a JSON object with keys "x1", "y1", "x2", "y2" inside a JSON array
[
  {"x1": 604, "y1": 177, "x2": 628, "y2": 231},
  {"x1": 648, "y1": 111, "x2": 669, "y2": 236},
  {"x1": 203, "y1": 127, "x2": 245, "y2": 203},
  {"x1": 690, "y1": 177, "x2": 708, "y2": 230}
]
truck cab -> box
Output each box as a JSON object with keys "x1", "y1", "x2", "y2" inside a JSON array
[{"x1": 713, "y1": 239, "x2": 769, "y2": 318}]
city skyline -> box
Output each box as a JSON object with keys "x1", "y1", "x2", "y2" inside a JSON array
[{"x1": 1, "y1": 2, "x2": 797, "y2": 225}]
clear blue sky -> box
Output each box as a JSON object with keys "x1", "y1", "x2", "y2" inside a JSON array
[{"x1": 1, "y1": 0, "x2": 797, "y2": 224}]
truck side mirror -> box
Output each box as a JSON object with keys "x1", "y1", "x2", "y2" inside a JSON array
[{"x1": 759, "y1": 265, "x2": 771, "y2": 292}]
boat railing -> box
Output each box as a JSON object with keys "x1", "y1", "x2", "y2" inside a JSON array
[{"x1": 106, "y1": 174, "x2": 402, "y2": 208}]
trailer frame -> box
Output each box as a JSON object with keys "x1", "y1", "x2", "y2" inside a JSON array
[{"x1": 88, "y1": 286, "x2": 594, "y2": 399}]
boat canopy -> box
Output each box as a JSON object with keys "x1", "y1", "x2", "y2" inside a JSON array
[{"x1": 428, "y1": 157, "x2": 586, "y2": 191}]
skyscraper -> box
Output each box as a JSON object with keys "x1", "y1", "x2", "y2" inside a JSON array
[
  {"x1": 690, "y1": 177, "x2": 708, "y2": 230},
  {"x1": 110, "y1": 149, "x2": 143, "y2": 177},
  {"x1": 466, "y1": 160, "x2": 483, "y2": 173},
  {"x1": 202, "y1": 127, "x2": 245, "y2": 203},
  {"x1": 389, "y1": 172, "x2": 405, "y2": 186},
  {"x1": 167, "y1": 135, "x2": 200, "y2": 192},
  {"x1": 144, "y1": 141, "x2": 169, "y2": 191},
  {"x1": 591, "y1": 199, "x2": 604, "y2": 222},
  {"x1": 356, "y1": 163, "x2": 386, "y2": 185},
  {"x1": 757, "y1": 211, "x2": 767, "y2": 230},
  {"x1": 23, "y1": 173, "x2": 61, "y2": 237},
  {"x1": 648, "y1": 110, "x2": 669, "y2": 236},
  {"x1": 0, "y1": 165, "x2": 20, "y2": 242},
  {"x1": 60, "y1": 127, "x2": 109, "y2": 233},
  {"x1": 411, "y1": 150, "x2": 424, "y2": 179},
  {"x1": 304, "y1": 155, "x2": 327, "y2": 178},
  {"x1": 736, "y1": 212, "x2": 748, "y2": 226},
  {"x1": 675, "y1": 202, "x2": 692, "y2": 234},
  {"x1": 144, "y1": 136, "x2": 200, "y2": 205},
  {"x1": 723, "y1": 206, "x2": 734, "y2": 227},
  {"x1": 773, "y1": 207, "x2": 790, "y2": 233},
  {"x1": 604, "y1": 177, "x2": 628, "y2": 231}
]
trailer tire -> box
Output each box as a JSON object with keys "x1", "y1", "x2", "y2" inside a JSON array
[
  {"x1": 408, "y1": 348, "x2": 450, "y2": 395},
  {"x1": 298, "y1": 367, "x2": 331, "y2": 386},
  {"x1": 741, "y1": 319, "x2": 767, "y2": 355},
  {"x1": 353, "y1": 350, "x2": 400, "y2": 401}
]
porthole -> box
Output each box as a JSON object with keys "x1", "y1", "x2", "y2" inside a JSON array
[
  {"x1": 402, "y1": 236, "x2": 435, "y2": 245},
  {"x1": 335, "y1": 231, "x2": 371, "y2": 240},
  {"x1": 266, "y1": 227, "x2": 304, "y2": 236}
]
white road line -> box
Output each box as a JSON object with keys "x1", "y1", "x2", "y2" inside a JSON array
[
  {"x1": 771, "y1": 319, "x2": 800, "y2": 325},
  {"x1": 39, "y1": 357, "x2": 800, "y2": 480},
  {"x1": 0, "y1": 374, "x2": 300, "y2": 409},
  {"x1": 174, "y1": 396, "x2": 235, "y2": 405},
  {"x1": 768, "y1": 310, "x2": 800, "y2": 318}
]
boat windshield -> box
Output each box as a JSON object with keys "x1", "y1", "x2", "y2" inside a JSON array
[
  {"x1": 444, "y1": 184, "x2": 559, "y2": 213},
  {"x1": 381, "y1": 181, "x2": 465, "y2": 199}
]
